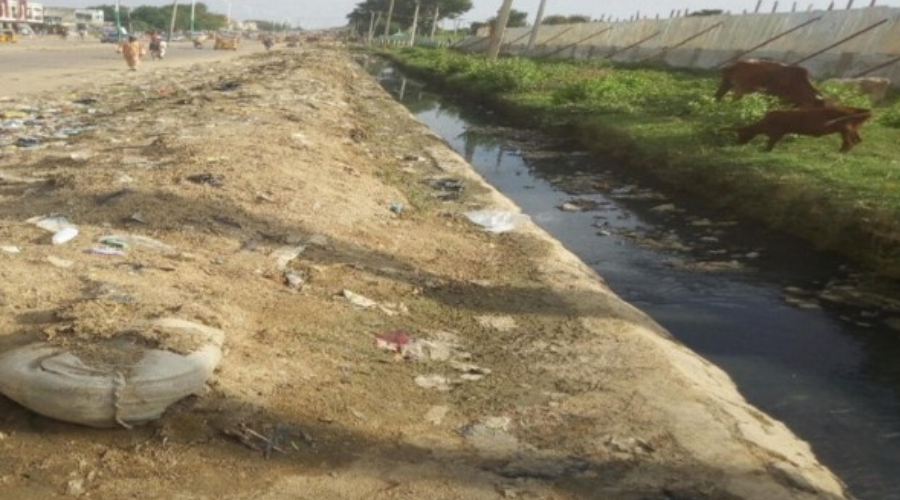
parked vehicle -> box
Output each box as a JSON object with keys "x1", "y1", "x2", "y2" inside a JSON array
[{"x1": 100, "y1": 29, "x2": 127, "y2": 44}]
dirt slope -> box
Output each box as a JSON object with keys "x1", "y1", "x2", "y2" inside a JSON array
[{"x1": 0, "y1": 45, "x2": 849, "y2": 500}]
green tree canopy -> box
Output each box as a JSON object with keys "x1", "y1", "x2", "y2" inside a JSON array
[
  {"x1": 480, "y1": 8, "x2": 528, "y2": 31},
  {"x1": 347, "y1": 0, "x2": 473, "y2": 35},
  {"x1": 253, "y1": 20, "x2": 292, "y2": 32},
  {"x1": 687, "y1": 9, "x2": 724, "y2": 16},
  {"x1": 88, "y1": 3, "x2": 227, "y2": 32},
  {"x1": 541, "y1": 14, "x2": 591, "y2": 25}
]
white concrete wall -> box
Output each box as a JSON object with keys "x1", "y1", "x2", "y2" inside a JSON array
[{"x1": 464, "y1": 7, "x2": 900, "y2": 85}]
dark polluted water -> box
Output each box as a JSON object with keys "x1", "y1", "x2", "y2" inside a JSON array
[{"x1": 364, "y1": 59, "x2": 900, "y2": 500}]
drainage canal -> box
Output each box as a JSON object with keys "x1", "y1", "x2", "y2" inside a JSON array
[{"x1": 365, "y1": 59, "x2": 900, "y2": 500}]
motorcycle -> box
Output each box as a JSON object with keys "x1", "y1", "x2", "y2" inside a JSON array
[{"x1": 149, "y1": 39, "x2": 167, "y2": 60}]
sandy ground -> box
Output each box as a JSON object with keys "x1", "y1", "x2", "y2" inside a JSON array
[
  {"x1": 1, "y1": 36, "x2": 264, "y2": 97},
  {"x1": 0, "y1": 39, "x2": 851, "y2": 499}
]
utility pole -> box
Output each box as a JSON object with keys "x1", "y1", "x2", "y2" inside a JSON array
[
  {"x1": 488, "y1": 0, "x2": 515, "y2": 59},
  {"x1": 527, "y1": 0, "x2": 548, "y2": 50},
  {"x1": 367, "y1": 11, "x2": 376, "y2": 45},
  {"x1": 410, "y1": 0, "x2": 421, "y2": 47},
  {"x1": 383, "y1": 0, "x2": 395, "y2": 39},
  {"x1": 114, "y1": 0, "x2": 122, "y2": 35},
  {"x1": 430, "y1": 7, "x2": 439, "y2": 40},
  {"x1": 190, "y1": 0, "x2": 196, "y2": 34},
  {"x1": 168, "y1": 0, "x2": 178, "y2": 42}
]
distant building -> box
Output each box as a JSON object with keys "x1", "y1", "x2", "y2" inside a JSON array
[
  {"x1": 42, "y1": 6, "x2": 103, "y2": 29},
  {"x1": 26, "y1": 2, "x2": 42, "y2": 24},
  {"x1": 1, "y1": 1, "x2": 29, "y2": 23}
]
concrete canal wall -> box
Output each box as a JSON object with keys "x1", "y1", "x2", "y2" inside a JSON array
[{"x1": 461, "y1": 6, "x2": 900, "y2": 84}]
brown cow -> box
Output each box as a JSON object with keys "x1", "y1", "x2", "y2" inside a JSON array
[
  {"x1": 730, "y1": 105, "x2": 872, "y2": 152},
  {"x1": 213, "y1": 36, "x2": 239, "y2": 50},
  {"x1": 715, "y1": 59, "x2": 825, "y2": 108}
]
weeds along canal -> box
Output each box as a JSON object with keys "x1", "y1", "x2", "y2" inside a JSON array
[{"x1": 363, "y1": 58, "x2": 900, "y2": 500}]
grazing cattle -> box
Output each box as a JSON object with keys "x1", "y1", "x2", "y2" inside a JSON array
[
  {"x1": 730, "y1": 105, "x2": 872, "y2": 152},
  {"x1": 214, "y1": 36, "x2": 239, "y2": 50},
  {"x1": 823, "y1": 77, "x2": 892, "y2": 104},
  {"x1": 716, "y1": 59, "x2": 825, "y2": 107}
]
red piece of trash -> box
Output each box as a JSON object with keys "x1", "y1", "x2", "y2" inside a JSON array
[{"x1": 375, "y1": 329, "x2": 411, "y2": 353}]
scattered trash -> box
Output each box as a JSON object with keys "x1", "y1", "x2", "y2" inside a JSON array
[
  {"x1": 221, "y1": 422, "x2": 291, "y2": 457},
  {"x1": 95, "y1": 188, "x2": 133, "y2": 205},
  {"x1": 52, "y1": 227, "x2": 79, "y2": 245},
  {"x1": 186, "y1": 173, "x2": 225, "y2": 187},
  {"x1": 558, "y1": 199, "x2": 600, "y2": 212},
  {"x1": 650, "y1": 203, "x2": 677, "y2": 213},
  {"x1": 375, "y1": 329, "x2": 411, "y2": 353},
  {"x1": 69, "y1": 150, "x2": 94, "y2": 162},
  {"x1": 271, "y1": 245, "x2": 306, "y2": 270},
  {"x1": 283, "y1": 271, "x2": 304, "y2": 289},
  {"x1": 214, "y1": 80, "x2": 242, "y2": 92},
  {"x1": 402, "y1": 338, "x2": 454, "y2": 362},
  {"x1": 426, "y1": 177, "x2": 465, "y2": 192},
  {"x1": 341, "y1": 289, "x2": 377, "y2": 309},
  {"x1": 476, "y1": 315, "x2": 517, "y2": 332},
  {"x1": 95, "y1": 234, "x2": 175, "y2": 253},
  {"x1": 85, "y1": 247, "x2": 127, "y2": 256},
  {"x1": 127, "y1": 212, "x2": 146, "y2": 224},
  {"x1": 0, "y1": 246, "x2": 20, "y2": 254},
  {"x1": 606, "y1": 435, "x2": 655, "y2": 455},
  {"x1": 0, "y1": 318, "x2": 224, "y2": 428},
  {"x1": 47, "y1": 256, "x2": 74, "y2": 268},
  {"x1": 16, "y1": 137, "x2": 40, "y2": 148},
  {"x1": 99, "y1": 236, "x2": 131, "y2": 250},
  {"x1": 425, "y1": 405, "x2": 449, "y2": 425},
  {"x1": 28, "y1": 214, "x2": 73, "y2": 233},
  {"x1": 414, "y1": 374, "x2": 453, "y2": 391},
  {"x1": 389, "y1": 201, "x2": 404, "y2": 214},
  {"x1": 465, "y1": 210, "x2": 531, "y2": 233},
  {"x1": 450, "y1": 360, "x2": 492, "y2": 381}
]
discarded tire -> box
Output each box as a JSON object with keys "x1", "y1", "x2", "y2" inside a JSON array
[{"x1": 0, "y1": 318, "x2": 224, "y2": 428}]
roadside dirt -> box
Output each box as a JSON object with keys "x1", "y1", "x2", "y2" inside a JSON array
[{"x1": 0, "y1": 42, "x2": 850, "y2": 499}]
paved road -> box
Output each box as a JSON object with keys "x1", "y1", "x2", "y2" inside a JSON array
[{"x1": 0, "y1": 36, "x2": 264, "y2": 97}]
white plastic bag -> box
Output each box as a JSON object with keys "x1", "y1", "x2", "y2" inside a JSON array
[{"x1": 465, "y1": 210, "x2": 531, "y2": 233}]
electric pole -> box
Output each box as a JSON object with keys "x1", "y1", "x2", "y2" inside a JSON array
[
  {"x1": 430, "y1": 7, "x2": 439, "y2": 40},
  {"x1": 168, "y1": 0, "x2": 178, "y2": 42},
  {"x1": 367, "y1": 11, "x2": 375, "y2": 45},
  {"x1": 527, "y1": 0, "x2": 547, "y2": 50},
  {"x1": 488, "y1": 0, "x2": 514, "y2": 59},
  {"x1": 410, "y1": 0, "x2": 421, "y2": 47},
  {"x1": 383, "y1": 0, "x2": 395, "y2": 39}
]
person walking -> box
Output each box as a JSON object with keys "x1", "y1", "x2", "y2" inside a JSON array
[{"x1": 119, "y1": 35, "x2": 145, "y2": 71}]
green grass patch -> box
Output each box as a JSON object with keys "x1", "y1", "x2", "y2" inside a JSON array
[{"x1": 381, "y1": 47, "x2": 900, "y2": 276}]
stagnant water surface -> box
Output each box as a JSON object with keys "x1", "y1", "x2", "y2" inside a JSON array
[{"x1": 365, "y1": 59, "x2": 900, "y2": 500}]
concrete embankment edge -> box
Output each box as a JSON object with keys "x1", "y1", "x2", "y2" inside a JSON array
[{"x1": 409, "y1": 111, "x2": 849, "y2": 499}]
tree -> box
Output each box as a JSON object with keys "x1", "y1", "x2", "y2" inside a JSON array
[
  {"x1": 88, "y1": 3, "x2": 226, "y2": 32},
  {"x1": 687, "y1": 9, "x2": 724, "y2": 16},
  {"x1": 254, "y1": 20, "x2": 292, "y2": 32},
  {"x1": 541, "y1": 14, "x2": 591, "y2": 25},
  {"x1": 347, "y1": 0, "x2": 472, "y2": 36},
  {"x1": 484, "y1": 8, "x2": 528, "y2": 28}
]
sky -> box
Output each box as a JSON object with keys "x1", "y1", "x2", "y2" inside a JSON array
[{"x1": 42, "y1": 0, "x2": 900, "y2": 29}]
